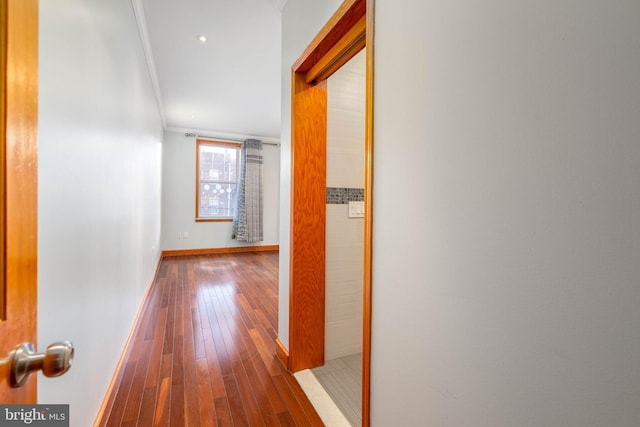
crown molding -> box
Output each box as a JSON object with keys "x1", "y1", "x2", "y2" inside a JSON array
[{"x1": 131, "y1": 0, "x2": 167, "y2": 128}]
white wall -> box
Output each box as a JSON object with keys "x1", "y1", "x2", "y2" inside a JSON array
[
  {"x1": 371, "y1": 0, "x2": 640, "y2": 426},
  {"x1": 279, "y1": 0, "x2": 344, "y2": 349},
  {"x1": 325, "y1": 51, "x2": 366, "y2": 360},
  {"x1": 161, "y1": 131, "x2": 280, "y2": 250},
  {"x1": 282, "y1": 0, "x2": 640, "y2": 424},
  {"x1": 38, "y1": 1, "x2": 163, "y2": 426}
]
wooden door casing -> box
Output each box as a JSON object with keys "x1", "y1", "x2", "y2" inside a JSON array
[
  {"x1": 288, "y1": 0, "x2": 374, "y2": 424},
  {"x1": 0, "y1": 0, "x2": 39, "y2": 403}
]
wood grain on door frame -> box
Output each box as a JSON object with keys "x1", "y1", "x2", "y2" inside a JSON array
[
  {"x1": 1, "y1": 0, "x2": 7, "y2": 321},
  {"x1": 0, "y1": 0, "x2": 39, "y2": 402},
  {"x1": 286, "y1": 0, "x2": 374, "y2": 425}
]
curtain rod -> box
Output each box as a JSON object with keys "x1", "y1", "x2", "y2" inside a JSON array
[{"x1": 185, "y1": 132, "x2": 280, "y2": 146}]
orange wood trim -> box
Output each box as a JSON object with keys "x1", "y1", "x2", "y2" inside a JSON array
[
  {"x1": 288, "y1": 71, "x2": 327, "y2": 372},
  {"x1": 292, "y1": 0, "x2": 365, "y2": 74},
  {"x1": 0, "y1": 0, "x2": 38, "y2": 403},
  {"x1": 362, "y1": 1, "x2": 374, "y2": 425},
  {"x1": 195, "y1": 218, "x2": 233, "y2": 222},
  {"x1": 275, "y1": 338, "x2": 290, "y2": 371},
  {"x1": 306, "y1": 15, "x2": 366, "y2": 84},
  {"x1": 161, "y1": 245, "x2": 279, "y2": 258},
  {"x1": 0, "y1": 0, "x2": 7, "y2": 321},
  {"x1": 93, "y1": 255, "x2": 163, "y2": 427},
  {"x1": 288, "y1": 0, "x2": 373, "y2": 417}
]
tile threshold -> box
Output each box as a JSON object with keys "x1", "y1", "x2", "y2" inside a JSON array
[{"x1": 294, "y1": 369, "x2": 352, "y2": 427}]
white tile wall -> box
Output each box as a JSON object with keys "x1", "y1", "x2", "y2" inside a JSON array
[
  {"x1": 326, "y1": 51, "x2": 366, "y2": 189},
  {"x1": 325, "y1": 50, "x2": 366, "y2": 361}
]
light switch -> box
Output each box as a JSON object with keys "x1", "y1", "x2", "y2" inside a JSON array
[{"x1": 348, "y1": 201, "x2": 365, "y2": 218}]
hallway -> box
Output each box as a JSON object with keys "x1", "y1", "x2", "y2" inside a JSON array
[{"x1": 99, "y1": 252, "x2": 323, "y2": 426}]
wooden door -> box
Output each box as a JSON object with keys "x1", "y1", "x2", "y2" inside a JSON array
[{"x1": 0, "y1": 0, "x2": 39, "y2": 402}]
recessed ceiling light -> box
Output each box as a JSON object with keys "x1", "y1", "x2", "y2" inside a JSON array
[
  {"x1": 196, "y1": 34, "x2": 207, "y2": 43},
  {"x1": 191, "y1": 114, "x2": 200, "y2": 119}
]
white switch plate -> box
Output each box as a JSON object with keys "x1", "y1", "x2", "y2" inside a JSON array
[{"x1": 348, "y1": 201, "x2": 365, "y2": 218}]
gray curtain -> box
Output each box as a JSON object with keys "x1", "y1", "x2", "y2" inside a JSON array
[{"x1": 232, "y1": 139, "x2": 264, "y2": 242}]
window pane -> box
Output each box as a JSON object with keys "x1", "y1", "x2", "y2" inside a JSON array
[
  {"x1": 199, "y1": 145, "x2": 237, "y2": 182},
  {"x1": 196, "y1": 141, "x2": 240, "y2": 219},
  {"x1": 198, "y1": 182, "x2": 237, "y2": 218}
]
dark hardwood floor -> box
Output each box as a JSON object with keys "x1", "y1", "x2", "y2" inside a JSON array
[{"x1": 99, "y1": 252, "x2": 323, "y2": 426}]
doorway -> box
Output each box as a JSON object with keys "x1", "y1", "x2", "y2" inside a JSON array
[
  {"x1": 311, "y1": 48, "x2": 366, "y2": 426},
  {"x1": 286, "y1": 0, "x2": 374, "y2": 425}
]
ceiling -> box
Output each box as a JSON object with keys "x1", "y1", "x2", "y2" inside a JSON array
[{"x1": 136, "y1": 0, "x2": 286, "y2": 142}]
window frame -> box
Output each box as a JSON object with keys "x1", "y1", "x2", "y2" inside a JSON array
[{"x1": 195, "y1": 139, "x2": 242, "y2": 222}]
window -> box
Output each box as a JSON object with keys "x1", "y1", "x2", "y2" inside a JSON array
[{"x1": 196, "y1": 139, "x2": 241, "y2": 221}]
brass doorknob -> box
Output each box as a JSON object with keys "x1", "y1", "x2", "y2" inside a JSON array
[{"x1": 8, "y1": 340, "x2": 74, "y2": 388}]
